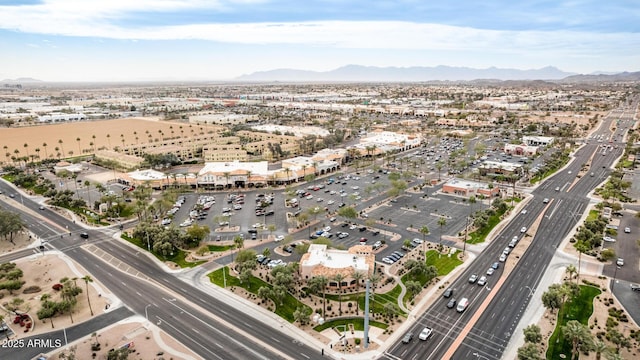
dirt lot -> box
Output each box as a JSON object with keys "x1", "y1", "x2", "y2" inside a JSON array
[{"x1": 0, "y1": 118, "x2": 220, "y2": 160}]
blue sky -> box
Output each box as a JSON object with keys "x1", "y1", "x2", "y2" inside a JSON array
[{"x1": 0, "y1": 0, "x2": 638, "y2": 81}]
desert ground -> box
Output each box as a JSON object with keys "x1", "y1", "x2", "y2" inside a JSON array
[
  {"x1": 0, "y1": 118, "x2": 220, "y2": 161},
  {"x1": 0, "y1": 234, "x2": 200, "y2": 360}
]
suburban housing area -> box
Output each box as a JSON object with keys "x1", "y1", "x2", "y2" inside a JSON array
[{"x1": 0, "y1": 81, "x2": 639, "y2": 360}]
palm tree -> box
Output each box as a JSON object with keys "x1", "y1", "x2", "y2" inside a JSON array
[
  {"x1": 562, "y1": 320, "x2": 593, "y2": 360},
  {"x1": 566, "y1": 264, "x2": 577, "y2": 283},
  {"x1": 575, "y1": 240, "x2": 589, "y2": 282},
  {"x1": 23, "y1": 143, "x2": 30, "y2": 158},
  {"x1": 594, "y1": 340, "x2": 610, "y2": 360},
  {"x1": 58, "y1": 139, "x2": 65, "y2": 157},
  {"x1": 84, "y1": 180, "x2": 92, "y2": 206},
  {"x1": 419, "y1": 225, "x2": 430, "y2": 255},
  {"x1": 438, "y1": 217, "x2": 447, "y2": 247},
  {"x1": 82, "y1": 275, "x2": 95, "y2": 316},
  {"x1": 308, "y1": 276, "x2": 328, "y2": 318},
  {"x1": 106, "y1": 134, "x2": 111, "y2": 148},
  {"x1": 352, "y1": 271, "x2": 364, "y2": 291},
  {"x1": 333, "y1": 273, "x2": 345, "y2": 316},
  {"x1": 436, "y1": 161, "x2": 443, "y2": 181},
  {"x1": 76, "y1": 137, "x2": 81, "y2": 154}
]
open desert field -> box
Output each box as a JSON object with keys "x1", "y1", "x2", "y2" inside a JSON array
[{"x1": 0, "y1": 118, "x2": 220, "y2": 161}]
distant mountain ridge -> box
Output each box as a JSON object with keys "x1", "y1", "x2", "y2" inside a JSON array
[
  {"x1": 1, "y1": 77, "x2": 43, "y2": 83},
  {"x1": 237, "y1": 65, "x2": 576, "y2": 82}
]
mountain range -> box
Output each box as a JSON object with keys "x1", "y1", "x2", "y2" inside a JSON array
[
  {"x1": 236, "y1": 65, "x2": 640, "y2": 83},
  {"x1": 236, "y1": 65, "x2": 578, "y2": 82}
]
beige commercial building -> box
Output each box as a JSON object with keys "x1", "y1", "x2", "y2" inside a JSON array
[{"x1": 300, "y1": 244, "x2": 375, "y2": 289}]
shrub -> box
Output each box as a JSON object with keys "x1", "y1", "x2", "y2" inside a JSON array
[{"x1": 23, "y1": 285, "x2": 42, "y2": 294}]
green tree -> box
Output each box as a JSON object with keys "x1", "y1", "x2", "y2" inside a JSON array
[
  {"x1": 233, "y1": 235, "x2": 244, "y2": 251},
  {"x1": 185, "y1": 224, "x2": 210, "y2": 248},
  {"x1": 293, "y1": 306, "x2": 313, "y2": 325},
  {"x1": 541, "y1": 284, "x2": 563, "y2": 314},
  {"x1": 523, "y1": 324, "x2": 542, "y2": 344},
  {"x1": 257, "y1": 286, "x2": 271, "y2": 304},
  {"x1": 562, "y1": 320, "x2": 594, "y2": 360},
  {"x1": 37, "y1": 293, "x2": 59, "y2": 329},
  {"x1": 61, "y1": 278, "x2": 82, "y2": 324},
  {"x1": 307, "y1": 275, "x2": 329, "y2": 318},
  {"x1": 405, "y1": 280, "x2": 422, "y2": 300},
  {"x1": 517, "y1": 342, "x2": 542, "y2": 360}
]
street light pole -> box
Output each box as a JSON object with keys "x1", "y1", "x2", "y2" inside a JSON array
[{"x1": 612, "y1": 266, "x2": 621, "y2": 291}]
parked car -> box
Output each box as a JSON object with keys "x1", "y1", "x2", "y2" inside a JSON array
[
  {"x1": 624, "y1": 227, "x2": 631, "y2": 233},
  {"x1": 617, "y1": 258, "x2": 624, "y2": 266},
  {"x1": 477, "y1": 276, "x2": 487, "y2": 286}
]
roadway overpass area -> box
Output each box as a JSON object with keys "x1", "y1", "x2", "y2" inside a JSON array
[{"x1": 0, "y1": 101, "x2": 638, "y2": 360}]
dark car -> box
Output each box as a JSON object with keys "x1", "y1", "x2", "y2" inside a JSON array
[
  {"x1": 401, "y1": 332, "x2": 414, "y2": 344},
  {"x1": 284, "y1": 246, "x2": 294, "y2": 253},
  {"x1": 446, "y1": 298, "x2": 456, "y2": 309},
  {"x1": 80, "y1": 232, "x2": 89, "y2": 239},
  {"x1": 359, "y1": 226, "x2": 367, "y2": 232},
  {"x1": 443, "y1": 288, "x2": 453, "y2": 298}
]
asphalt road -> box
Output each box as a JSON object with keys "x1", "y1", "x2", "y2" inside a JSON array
[
  {"x1": 383, "y1": 102, "x2": 634, "y2": 360},
  {"x1": 0, "y1": 196, "x2": 322, "y2": 360},
  {"x1": 0, "y1": 307, "x2": 133, "y2": 359}
]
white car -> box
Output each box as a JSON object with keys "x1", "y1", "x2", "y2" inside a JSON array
[
  {"x1": 349, "y1": 224, "x2": 358, "y2": 230},
  {"x1": 499, "y1": 253, "x2": 507, "y2": 262},
  {"x1": 275, "y1": 235, "x2": 285, "y2": 242},
  {"x1": 323, "y1": 226, "x2": 331, "y2": 232},
  {"x1": 161, "y1": 218, "x2": 172, "y2": 225},
  {"x1": 616, "y1": 258, "x2": 624, "y2": 266},
  {"x1": 520, "y1": 227, "x2": 527, "y2": 233},
  {"x1": 305, "y1": 195, "x2": 314, "y2": 200},
  {"x1": 418, "y1": 327, "x2": 433, "y2": 341},
  {"x1": 602, "y1": 236, "x2": 616, "y2": 242},
  {"x1": 316, "y1": 197, "x2": 324, "y2": 202},
  {"x1": 624, "y1": 227, "x2": 631, "y2": 233},
  {"x1": 179, "y1": 219, "x2": 193, "y2": 227},
  {"x1": 327, "y1": 200, "x2": 335, "y2": 205}
]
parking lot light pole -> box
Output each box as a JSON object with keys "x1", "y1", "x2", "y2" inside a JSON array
[{"x1": 612, "y1": 266, "x2": 621, "y2": 290}]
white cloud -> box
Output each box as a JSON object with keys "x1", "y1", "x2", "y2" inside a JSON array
[{"x1": 0, "y1": 1, "x2": 637, "y2": 57}]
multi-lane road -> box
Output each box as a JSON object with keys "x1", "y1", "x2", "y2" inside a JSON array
[
  {"x1": 0, "y1": 194, "x2": 323, "y2": 359},
  {"x1": 1, "y1": 101, "x2": 636, "y2": 360},
  {"x1": 384, "y1": 102, "x2": 636, "y2": 360}
]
